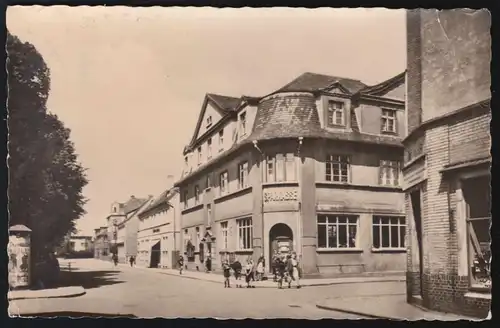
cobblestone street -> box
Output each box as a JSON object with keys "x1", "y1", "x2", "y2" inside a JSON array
[{"x1": 9, "y1": 259, "x2": 405, "y2": 318}]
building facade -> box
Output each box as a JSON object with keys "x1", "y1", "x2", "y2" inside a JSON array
[
  {"x1": 136, "y1": 186, "x2": 181, "y2": 269},
  {"x1": 404, "y1": 9, "x2": 491, "y2": 318},
  {"x1": 93, "y1": 226, "x2": 109, "y2": 259},
  {"x1": 175, "y1": 72, "x2": 408, "y2": 275},
  {"x1": 106, "y1": 195, "x2": 149, "y2": 262}
]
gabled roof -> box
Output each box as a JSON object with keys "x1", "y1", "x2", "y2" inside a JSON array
[
  {"x1": 122, "y1": 196, "x2": 149, "y2": 214},
  {"x1": 184, "y1": 93, "x2": 241, "y2": 154},
  {"x1": 277, "y1": 72, "x2": 367, "y2": 94},
  {"x1": 139, "y1": 187, "x2": 179, "y2": 218}
]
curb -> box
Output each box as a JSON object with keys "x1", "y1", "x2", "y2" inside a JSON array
[
  {"x1": 8, "y1": 288, "x2": 86, "y2": 301},
  {"x1": 315, "y1": 303, "x2": 395, "y2": 319}
]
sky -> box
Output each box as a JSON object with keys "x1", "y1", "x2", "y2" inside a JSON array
[{"x1": 7, "y1": 6, "x2": 406, "y2": 236}]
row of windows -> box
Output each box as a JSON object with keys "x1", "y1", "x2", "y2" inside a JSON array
[
  {"x1": 317, "y1": 215, "x2": 406, "y2": 250},
  {"x1": 183, "y1": 155, "x2": 400, "y2": 208},
  {"x1": 327, "y1": 100, "x2": 398, "y2": 134}
]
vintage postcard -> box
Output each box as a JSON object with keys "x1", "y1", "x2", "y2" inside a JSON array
[{"x1": 6, "y1": 6, "x2": 491, "y2": 319}]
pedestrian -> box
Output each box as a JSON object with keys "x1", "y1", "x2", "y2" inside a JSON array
[
  {"x1": 245, "y1": 258, "x2": 255, "y2": 288},
  {"x1": 178, "y1": 255, "x2": 184, "y2": 275},
  {"x1": 222, "y1": 260, "x2": 231, "y2": 288},
  {"x1": 272, "y1": 253, "x2": 280, "y2": 282},
  {"x1": 256, "y1": 255, "x2": 265, "y2": 281},
  {"x1": 231, "y1": 259, "x2": 243, "y2": 288},
  {"x1": 129, "y1": 255, "x2": 135, "y2": 267},
  {"x1": 112, "y1": 253, "x2": 118, "y2": 268},
  {"x1": 287, "y1": 252, "x2": 301, "y2": 289},
  {"x1": 277, "y1": 255, "x2": 287, "y2": 289}
]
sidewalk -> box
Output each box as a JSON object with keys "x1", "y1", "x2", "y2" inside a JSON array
[
  {"x1": 316, "y1": 294, "x2": 478, "y2": 321},
  {"x1": 117, "y1": 262, "x2": 405, "y2": 288},
  {"x1": 8, "y1": 286, "x2": 86, "y2": 301}
]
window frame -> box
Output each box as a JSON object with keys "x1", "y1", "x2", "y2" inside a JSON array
[
  {"x1": 207, "y1": 204, "x2": 212, "y2": 226},
  {"x1": 325, "y1": 154, "x2": 350, "y2": 183},
  {"x1": 218, "y1": 129, "x2": 224, "y2": 152},
  {"x1": 379, "y1": 160, "x2": 400, "y2": 187},
  {"x1": 194, "y1": 185, "x2": 200, "y2": 205},
  {"x1": 220, "y1": 221, "x2": 229, "y2": 250},
  {"x1": 236, "y1": 217, "x2": 253, "y2": 251},
  {"x1": 238, "y1": 161, "x2": 249, "y2": 189},
  {"x1": 372, "y1": 216, "x2": 406, "y2": 250},
  {"x1": 239, "y1": 112, "x2": 247, "y2": 137},
  {"x1": 219, "y1": 171, "x2": 229, "y2": 196},
  {"x1": 381, "y1": 108, "x2": 397, "y2": 134},
  {"x1": 183, "y1": 190, "x2": 189, "y2": 209},
  {"x1": 207, "y1": 138, "x2": 212, "y2": 160},
  {"x1": 197, "y1": 146, "x2": 202, "y2": 166},
  {"x1": 206, "y1": 115, "x2": 212, "y2": 129},
  {"x1": 265, "y1": 153, "x2": 296, "y2": 183},
  {"x1": 327, "y1": 100, "x2": 346, "y2": 127},
  {"x1": 317, "y1": 214, "x2": 359, "y2": 249}
]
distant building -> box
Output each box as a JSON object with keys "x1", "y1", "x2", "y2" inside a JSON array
[
  {"x1": 404, "y1": 9, "x2": 491, "y2": 318},
  {"x1": 107, "y1": 195, "x2": 150, "y2": 263},
  {"x1": 137, "y1": 184, "x2": 181, "y2": 269},
  {"x1": 175, "y1": 71, "x2": 407, "y2": 275},
  {"x1": 93, "y1": 226, "x2": 109, "y2": 259},
  {"x1": 68, "y1": 235, "x2": 93, "y2": 253}
]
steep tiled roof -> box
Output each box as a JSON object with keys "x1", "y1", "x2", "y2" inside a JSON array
[
  {"x1": 122, "y1": 196, "x2": 149, "y2": 214},
  {"x1": 206, "y1": 93, "x2": 242, "y2": 113},
  {"x1": 359, "y1": 71, "x2": 406, "y2": 96},
  {"x1": 277, "y1": 72, "x2": 367, "y2": 94},
  {"x1": 140, "y1": 187, "x2": 179, "y2": 218}
]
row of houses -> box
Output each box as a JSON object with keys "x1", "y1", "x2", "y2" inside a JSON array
[{"x1": 93, "y1": 9, "x2": 491, "y2": 318}]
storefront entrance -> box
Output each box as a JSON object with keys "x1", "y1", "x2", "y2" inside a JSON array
[{"x1": 269, "y1": 223, "x2": 293, "y2": 272}]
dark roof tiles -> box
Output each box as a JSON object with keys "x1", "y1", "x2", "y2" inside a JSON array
[
  {"x1": 277, "y1": 72, "x2": 367, "y2": 94},
  {"x1": 206, "y1": 93, "x2": 241, "y2": 113}
]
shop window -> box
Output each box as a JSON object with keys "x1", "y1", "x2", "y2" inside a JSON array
[
  {"x1": 317, "y1": 215, "x2": 358, "y2": 249},
  {"x1": 325, "y1": 155, "x2": 350, "y2": 183},
  {"x1": 372, "y1": 216, "x2": 406, "y2": 249},
  {"x1": 463, "y1": 175, "x2": 491, "y2": 290},
  {"x1": 237, "y1": 218, "x2": 253, "y2": 250}
]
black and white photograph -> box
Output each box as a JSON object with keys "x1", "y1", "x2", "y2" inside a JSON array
[{"x1": 6, "y1": 6, "x2": 491, "y2": 320}]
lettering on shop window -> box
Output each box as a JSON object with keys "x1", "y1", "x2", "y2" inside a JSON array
[{"x1": 263, "y1": 189, "x2": 298, "y2": 203}]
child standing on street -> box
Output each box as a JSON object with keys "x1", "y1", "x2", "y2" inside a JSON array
[
  {"x1": 178, "y1": 256, "x2": 184, "y2": 275},
  {"x1": 223, "y1": 260, "x2": 231, "y2": 288}
]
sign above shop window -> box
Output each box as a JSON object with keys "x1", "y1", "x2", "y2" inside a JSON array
[{"x1": 263, "y1": 189, "x2": 298, "y2": 203}]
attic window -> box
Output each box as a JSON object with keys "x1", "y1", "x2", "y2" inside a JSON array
[
  {"x1": 381, "y1": 109, "x2": 397, "y2": 134},
  {"x1": 206, "y1": 116, "x2": 213, "y2": 129},
  {"x1": 327, "y1": 100, "x2": 346, "y2": 127}
]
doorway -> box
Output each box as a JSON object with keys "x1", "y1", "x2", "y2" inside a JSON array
[
  {"x1": 269, "y1": 223, "x2": 294, "y2": 272},
  {"x1": 150, "y1": 241, "x2": 161, "y2": 268},
  {"x1": 410, "y1": 190, "x2": 424, "y2": 296}
]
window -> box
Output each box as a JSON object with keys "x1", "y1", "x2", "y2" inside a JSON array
[
  {"x1": 197, "y1": 147, "x2": 202, "y2": 166},
  {"x1": 219, "y1": 129, "x2": 224, "y2": 151},
  {"x1": 379, "y1": 160, "x2": 400, "y2": 186},
  {"x1": 219, "y1": 171, "x2": 229, "y2": 195},
  {"x1": 194, "y1": 186, "x2": 200, "y2": 205},
  {"x1": 381, "y1": 109, "x2": 397, "y2": 133},
  {"x1": 220, "y1": 221, "x2": 228, "y2": 250},
  {"x1": 317, "y1": 215, "x2": 358, "y2": 249},
  {"x1": 265, "y1": 153, "x2": 296, "y2": 182},
  {"x1": 372, "y1": 216, "x2": 406, "y2": 249},
  {"x1": 325, "y1": 155, "x2": 350, "y2": 183},
  {"x1": 195, "y1": 227, "x2": 200, "y2": 250},
  {"x1": 207, "y1": 204, "x2": 212, "y2": 226},
  {"x1": 239, "y1": 112, "x2": 247, "y2": 136},
  {"x1": 463, "y1": 176, "x2": 491, "y2": 290},
  {"x1": 237, "y1": 218, "x2": 253, "y2": 250},
  {"x1": 238, "y1": 161, "x2": 249, "y2": 189},
  {"x1": 206, "y1": 115, "x2": 212, "y2": 129},
  {"x1": 207, "y1": 138, "x2": 212, "y2": 159},
  {"x1": 206, "y1": 174, "x2": 211, "y2": 189},
  {"x1": 327, "y1": 100, "x2": 345, "y2": 126},
  {"x1": 183, "y1": 190, "x2": 189, "y2": 209}
]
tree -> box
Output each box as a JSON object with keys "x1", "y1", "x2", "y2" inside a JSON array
[{"x1": 7, "y1": 31, "x2": 88, "y2": 260}]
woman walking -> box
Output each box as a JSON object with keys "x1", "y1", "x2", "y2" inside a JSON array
[
  {"x1": 287, "y1": 252, "x2": 301, "y2": 289},
  {"x1": 256, "y1": 255, "x2": 265, "y2": 281}
]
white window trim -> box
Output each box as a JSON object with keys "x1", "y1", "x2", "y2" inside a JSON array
[
  {"x1": 317, "y1": 215, "x2": 359, "y2": 250},
  {"x1": 206, "y1": 115, "x2": 212, "y2": 129},
  {"x1": 197, "y1": 147, "x2": 202, "y2": 166},
  {"x1": 379, "y1": 160, "x2": 400, "y2": 187},
  {"x1": 327, "y1": 100, "x2": 346, "y2": 127},
  {"x1": 381, "y1": 108, "x2": 397, "y2": 133},
  {"x1": 194, "y1": 185, "x2": 200, "y2": 205},
  {"x1": 207, "y1": 138, "x2": 212, "y2": 160},
  {"x1": 238, "y1": 161, "x2": 249, "y2": 189},
  {"x1": 325, "y1": 154, "x2": 350, "y2": 183},
  {"x1": 371, "y1": 216, "x2": 406, "y2": 250},
  {"x1": 219, "y1": 171, "x2": 229, "y2": 196},
  {"x1": 265, "y1": 153, "x2": 297, "y2": 183},
  {"x1": 218, "y1": 129, "x2": 224, "y2": 152},
  {"x1": 236, "y1": 218, "x2": 253, "y2": 251},
  {"x1": 220, "y1": 221, "x2": 228, "y2": 250}
]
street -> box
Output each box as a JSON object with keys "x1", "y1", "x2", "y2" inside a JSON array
[{"x1": 8, "y1": 258, "x2": 405, "y2": 319}]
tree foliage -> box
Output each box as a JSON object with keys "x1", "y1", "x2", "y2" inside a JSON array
[{"x1": 7, "y1": 32, "x2": 88, "y2": 259}]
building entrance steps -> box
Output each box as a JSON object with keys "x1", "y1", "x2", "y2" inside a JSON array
[
  {"x1": 111, "y1": 260, "x2": 405, "y2": 288},
  {"x1": 316, "y1": 294, "x2": 480, "y2": 320}
]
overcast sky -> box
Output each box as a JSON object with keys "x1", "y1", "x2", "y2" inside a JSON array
[{"x1": 7, "y1": 6, "x2": 406, "y2": 236}]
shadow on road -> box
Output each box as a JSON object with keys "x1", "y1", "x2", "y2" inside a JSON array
[
  {"x1": 19, "y1": 312, "x2": 137, "y2": 318},
  {"x1": 58, "y1": 269, "x2": 124, "y2": 289}
]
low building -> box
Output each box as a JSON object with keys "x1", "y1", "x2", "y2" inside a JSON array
[
  {"x1": 68, "y1": 236, "x2": 93, "y2": 253},
  {"x1": 93, "y1": 226, "x2": 109, "y2": 259},
  {"x1": 137, "y1": 184, "x2": 181, "y2": 269},
  {"x1": 107, "y1": 195, "x2": 150, "y2": 263},
  {"x1": 175, "y1": 71, "x2": 407, "y2": 276},
  {"x1": 404, "y1": 9, "x2": 491, "y2": 318}
]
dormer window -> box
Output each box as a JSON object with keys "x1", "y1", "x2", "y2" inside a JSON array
[
  {"x1": 381, "y1": 109, "x2": 397, "y2": 133},
  {"x1": 207, "y1": 138, "x2": 212, "y2": 160},
  {"x1": 239, "y1": 112, "x2": 247, "y2": 137},
  {"x1": 218, "y1": 129, "x2": 224, "y2": 152},
  {"x1": 197, "y1": 147, "x2": 202, "y2": 166},
  {"x1": 206, "y1": 116, "x2": 212, "y2": 129},
  {"x1": 327, "y1": 100, "x2": 346, "y2": 127}
]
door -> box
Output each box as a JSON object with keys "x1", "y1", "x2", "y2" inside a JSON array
[{"x1": 269, "y1": 223, "x2": 293, "y2": 272}]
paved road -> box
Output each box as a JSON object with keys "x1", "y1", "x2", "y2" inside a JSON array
[{"x1": 9, "y1": 259, "x2": 404, "y2": 319}]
